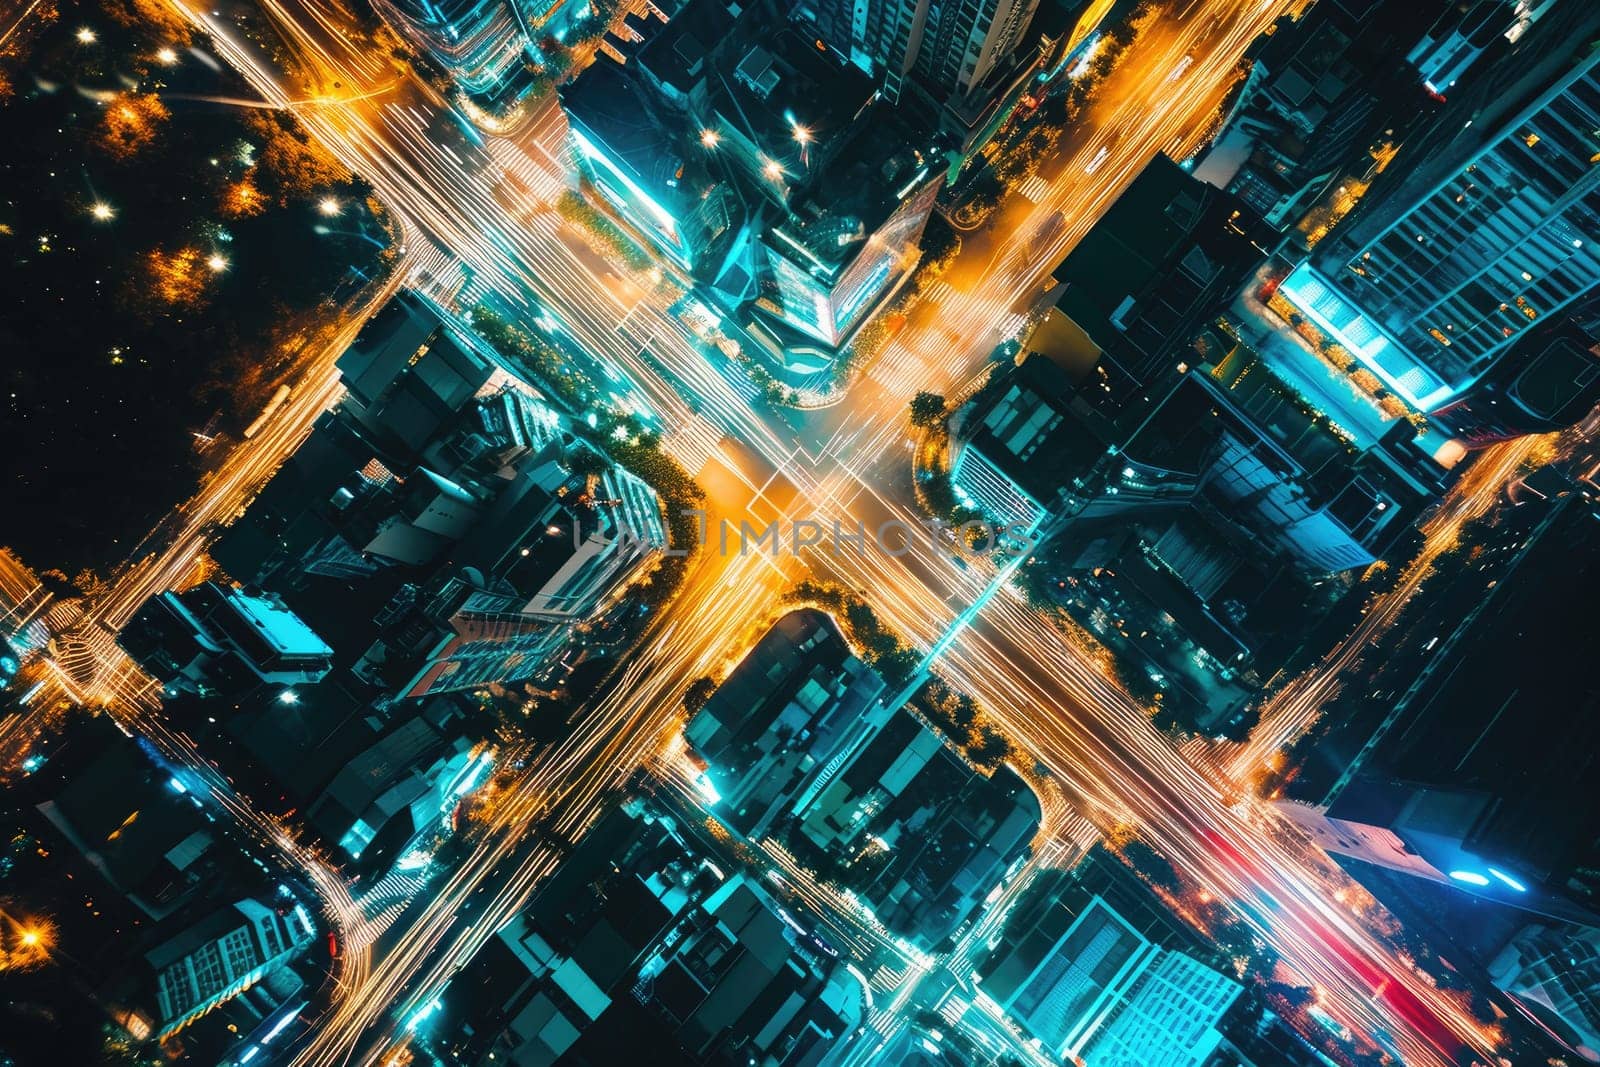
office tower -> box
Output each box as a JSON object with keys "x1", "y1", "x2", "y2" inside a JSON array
[
  {"x1": 980, "y1": 852, "x2": 1241, "y2": 1065},
  {"x1": 560, "y1": 0, "x2": 945, "y2": 373},
  {"x1": 119, "y1": 582, "x2": 334, "y2": 697},
  {"x1": 1428, "y1": 301, "x2": 1600, "y2": 443},
  {"x1": 1086, "y1": 950, "x2": 1244, "y2": 1067},
  {"x1": 378, "y1": 0, "x2": 530, "y2": 102},
  {"x1": 1278, "y1": 487, "x2": 1600, "y2": 927},
  {"x1": 1406, "y1": 0, "x2": 1524, "y2": 96},
  {"x1": 146, "y1": 898, "x2": 316, "y2": 1039},
  {"x1": 799, "y1": 0, "x2": 1041, "y2": 102},
  {"x1": 1487, "y1": 922, "x2": 1600, "y2": 1059},
  {"x1": 1276, "y1": 8, "x2": 1600, "y2": 414},
  {"x1": 1195, "y1": 0, "x2": 1448, "y2": 229}
]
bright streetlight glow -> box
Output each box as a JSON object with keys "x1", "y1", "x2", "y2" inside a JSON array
[
  {"x1": 75, "y1": 26, "x2": 96, "y2": 43},
  {"x1": 278, "y1": 688, "x2": 299, "y2": 704},
  {"x1": 699, "y1": 129, "x2": 719, "y2": 149},
  {"x1": 206, "y1": 253, "x2": 228, "y2": 272},
  {"x1": 156, "y1": 47, "x2": 179, "y2": 65},
  {"x1": 317, "y1": 196, "x2": 341, "y2": 216},
  {"x1": 761, "y1": 159, "x2": 783, "y2": 181},
  {"x1": 90, "y1": 202, "x2": 115, "y2": 221},
  {"x1": 791, "y1": 124, "x2": 811, "y2": 144}
]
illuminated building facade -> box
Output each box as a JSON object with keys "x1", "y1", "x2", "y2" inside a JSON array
[
  {"x1": 398, "y1": 450, "x2": 665, "y2": 698},
  {"x1": 759, "y1": 155, "x2": 942, "y2": 347},
  {"x1": 1277, "y1": 781, "x2": 1600, "y2": 929},
  {"x1": 310, "y1": 716, "x2": 487, "y2": 870},
  {"x1": 119, "y1": 582, "x2": 334, "y2": 697},
  {"x1": 1278, "y1": 29, "x2": 1600, "y2": 413},
  {"x1": 560, "y1": 0, "x2": 945, "y2": 371},
  {"x1": 146, "y1": 898, "x2": 316, "y2": 1039},
  {"x1": 379, "y1": 0, "x2": 532, "y2": 103},
  {"x1": 562, "y1": 52, "x2": 741, "y2": 274},
  {"x1": 1085, "y1": 950, "x2": 1244, "y2": 1067},
  {"x1": 796, "y1": 0, "x2": 1039, "y2": 103},
  {"x1": 980, "y1": 855, "x2": 1242, "y2": 1065},
  {"x1": 1487, "y1": 922, "x2": 1600, "y2": 1061}
]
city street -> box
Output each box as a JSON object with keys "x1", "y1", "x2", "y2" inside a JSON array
[{"x1": 0, "y1": 0, "x2": 1538, "y2": 1063}]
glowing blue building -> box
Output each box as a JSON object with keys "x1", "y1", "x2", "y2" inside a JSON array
[
  {"x1": 1276, "y1": 22, "x2": 1600, "y2": 414},
  {"x1": 379, "y1": 0, "x2": 532, "y2": 103}
]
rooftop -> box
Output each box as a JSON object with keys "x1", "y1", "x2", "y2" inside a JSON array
[{"x1": 223, "y1": 588, "x2": 335, "y2": 660}]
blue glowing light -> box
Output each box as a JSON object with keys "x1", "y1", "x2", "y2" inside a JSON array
[
  {"x1": 692, "y1": 771, "x2": 721, "y2": 805},
  {"x1": 259, "y1": 1010, "x2": 298, "y2": 1045},
  {"x1": 1448, "y1": 870, "x2": 1491, "y2": 887},
  {"x1": 1488, "y1": 867, "x2": 1528, "y2": 892},
  {"x1": 405, "y1": 995, "x2": 444, "y2": 1032}
]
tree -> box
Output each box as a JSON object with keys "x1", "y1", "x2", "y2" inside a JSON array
[
  {"x1": 243, "y1": 111, "x2": 353, "y2": 200},
  {"x1": 100, "y1": 92, "x2": 169, "y2": 159},
  {"x1": 682, "y1": 676, "x2": 716, "y2": 713},
  {"x1": 951, "y1": 693, "x2": 979, "y2": 732},
  {"x1": 908, "y1": 391, "x2": 947, "y2": 429},
  {"x1": 969, "y1": 725, "x2": 1011, "y2": 768}
]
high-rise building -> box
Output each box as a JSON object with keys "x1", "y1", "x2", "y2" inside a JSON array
[
  {"x1": 979, "y1": 851, "x2": 1242, "y2": 1065},
  {"x1": 145, "y1": 898, "x2": 316, "y2": 1039},
  {"x1": 1428, "y1": 295, "x2": 1600, "y2": 444},
  {"x1": 560, "y1": 0, "x2": 944, "y2": 373},
  {"x1": 1086, "y1": 950, "x2": 1244, "y2": 1067},
  {"x1": 1195, "y1": 0, "x2": 1448, "y2": 229},
  {"x1": 685, "y1": 609, "x2": 891, "y2": 837},
  {"x1": 119, "y1": 582, "x2": 334, "y2": 697},
  {"x1": 1275, "y1": 8, "x2": 1600, "y2": 414},
  {"x1": 1277, "y1": 487, "x2": 1600, "y2": 927},
  {"x1": 1486, "y1": 922, "x2": 1600, "y2": 1060},
  {"x1": 376, "y1": 0, "x2": 531, "y2": 103},
  {"x1": 796, "y1": 0, "x2": 1040, "y2": 103},
  {"x1": 1406, "y1": 0, "x2": 1524, "y2": 96}
]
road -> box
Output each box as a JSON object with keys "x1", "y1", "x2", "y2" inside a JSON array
[{"x1": 12, "y1": 0, "x2": 1525, "y2": 1062}]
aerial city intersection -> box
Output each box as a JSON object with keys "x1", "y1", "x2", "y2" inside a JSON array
[{"x1": 1, "y1": 0, "x2": 1598, "y2": 1064}]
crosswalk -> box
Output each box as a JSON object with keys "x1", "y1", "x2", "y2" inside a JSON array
[
  {"x1": 488, "y1": 137, "x2": 569, "y2": 211},
  {"x1": 1016, "y1": 174, "x2": 1050, "y2": 204},
  {"x1": 344, "y1": 862, "x2": 433, "y2": 951}
]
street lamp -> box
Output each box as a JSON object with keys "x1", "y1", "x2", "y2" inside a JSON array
[
  {"x1": 90, "y1": 202, "x2": 115, "y2": 221},
  {"x1": 0, "y1": 908, "x2": 54, "y2": 970},
  {"x1": 155, "y1": 46, "x2": 179, "y2": 65},
  {"x1": 317, "y1": 196, "x2": 342, "y2": 216},
  {"x1": 75, "y1": 26, "x2": 96, "y2": 44},
  {"x1": 206, "y1": 253, "x2": 228, "y2": 272},
  {"x1": 699, "y1": 129, "x2": 720, "y2": 149}
]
